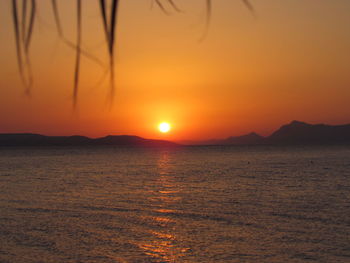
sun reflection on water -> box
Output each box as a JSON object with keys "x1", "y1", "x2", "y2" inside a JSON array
[{"x1": 135, "y1": 150, "x2": 190, "y2": 262}]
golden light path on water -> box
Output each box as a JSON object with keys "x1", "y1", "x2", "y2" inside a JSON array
[{"x1": 135, "y1": 151, "x2": 190, "y2": 262}]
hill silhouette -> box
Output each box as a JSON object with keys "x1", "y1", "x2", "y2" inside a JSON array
[
  {"x1": 1, "y1": 121, "x2": 350, "y2": 147},
  {"x1": 181, "y1": 121, "x2": 350, "y2": 145},
  {"x1": 267, "y1": 120, "x2": 350, "y2": 144},
  {"x1": 0, "y1": 134, "x2": 177, "y2": 147}
]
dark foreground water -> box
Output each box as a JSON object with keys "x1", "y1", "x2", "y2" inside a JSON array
[{"x1": 0, "y1": 145, "x2": 350, "y2": 263}]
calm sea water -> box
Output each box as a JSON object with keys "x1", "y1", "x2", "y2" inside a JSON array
[{"x1": 0, "y1": 145, "x2": 350, "y2": 263}]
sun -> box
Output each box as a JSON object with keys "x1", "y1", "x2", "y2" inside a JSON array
[{"x1": 158, "y1": 122, "x2": 171, "y2": 133}]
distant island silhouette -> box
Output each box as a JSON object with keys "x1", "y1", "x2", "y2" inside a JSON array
[
  {"x1": 1, "y1": 121, "x2": 350, "y2": 147},
  {"x1": 182, "y1": 120, "x2": 350, "y2": 146},
  {"x1": 0, "y1": 134, "x2": 178, "y2": 147}
]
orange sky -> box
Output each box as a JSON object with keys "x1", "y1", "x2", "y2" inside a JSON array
[{"x1": 1, "y1": 0, "x2": 350, "y2": 141}]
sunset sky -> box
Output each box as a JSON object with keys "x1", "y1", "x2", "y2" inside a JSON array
[{"x1": 1, "y1": 0, "x2": 350, "y2": 141}]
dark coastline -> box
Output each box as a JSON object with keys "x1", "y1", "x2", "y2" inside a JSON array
[{"x1": 1, "y1": 120, "x2": 350, "y2": 147}]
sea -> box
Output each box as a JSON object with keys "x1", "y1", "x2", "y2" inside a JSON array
[{"x1": 0, "y1": 145, "x2": 349, "y2": 263}]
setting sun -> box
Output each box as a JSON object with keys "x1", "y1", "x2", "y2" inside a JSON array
[{"x1": 158, "y1": 122, "x2": 171, "y2": 133}]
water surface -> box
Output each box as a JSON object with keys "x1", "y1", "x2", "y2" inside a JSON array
[{"x1": 0, "y1": 146, "x2": 349, "y2": 262}]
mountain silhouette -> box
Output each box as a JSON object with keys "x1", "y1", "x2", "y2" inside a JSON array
[
  {"x1": 181, "y1": 121, "x2": 350, "y2": 145},
  {"x1": 1, "y1": 121, "x2": 350, "y2": 147},
  {"x1": 266, "y1": 120, "x2": 350, "y2": 144},
  {"x1": 0, "y1": 134, "x2": 177, "y2": 147}
]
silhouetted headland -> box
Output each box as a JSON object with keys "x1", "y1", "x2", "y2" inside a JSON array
[
  {"x1": 1, "y1": 121, "x2": 350, "y2": 147},
  {"x1": 0, "y1": 134, "x2": 178, "y2": 147},
  {"x1": 267, "y1": 120, "x2": 350, "y2": 144},
  {"x1": 181, "y1": 121, "x2": 350, "y2": 146}
]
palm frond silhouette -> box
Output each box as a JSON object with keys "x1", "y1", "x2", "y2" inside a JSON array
[{"x1": 11, "y1": 0, "x2": 253, "y2": 106}]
